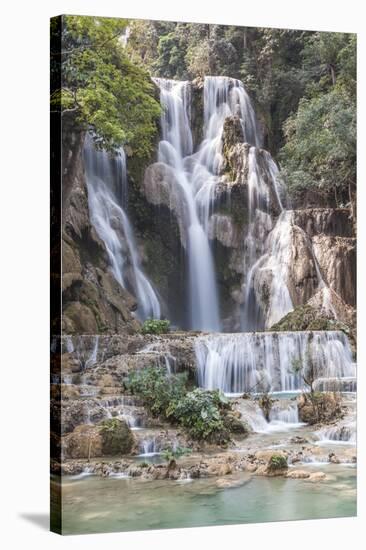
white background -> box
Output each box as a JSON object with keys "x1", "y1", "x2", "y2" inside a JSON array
[{"x1": 0, "y1": 0, "x2": 364, "y2": 548}]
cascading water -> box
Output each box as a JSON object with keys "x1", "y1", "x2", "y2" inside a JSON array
[
  {"x1": 154, "y1": 78, "x2": 220, "y2": 330},
  {"x1": 84, "y1": 135, "x2": 160, "y2": 321},
  {"x1": 195, "y1": 331, "x2": 355, "y2": 394},
  {"x1": 154, "y1": 76, "x2": 261, "y2": 330},
  {"x1": 236, "y1": 399, "x2": 303, "y2": 434},
  {"x1": 316, "y1": 422, "x2": 356, "y2": 445},
  {"x1": 240, "y1": 145, "x2": 295, "y2": 330}
]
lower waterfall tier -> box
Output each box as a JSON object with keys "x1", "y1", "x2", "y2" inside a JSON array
[{"x1": 195, "y1": 331, "x2": 355, "y2": 394}]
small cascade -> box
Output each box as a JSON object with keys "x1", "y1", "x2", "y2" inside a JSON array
[
  {"x1": 195, "y1": 331, "x2": 355, "y2": 394},
  {"x1": 98, "y1": 396, "x2": 143, "y2": 429},
  {"x1": 84, "y1": 135, "x2": 160, "y2": 321},
  {"x1": 270, "y1": 403, "x2": 300, "y2": 424},
  {"x1": 62, "y1": 335, "x2": 100, "y2": 371},
  {"x1": 316, "y1": 422, "x2": 356, "y2": 445},
  {"x1": 136, "y1": 342, "x2": 177, "y2": 374},
  {"x1": 314, "y1": 376, "x2": 357, "y2": 393},
  {"x1": 237, "y1": 399, "x2": 303, "y2": 434},
  {"x1": 84, "y1": 336, "x2": 99, "y2": 370},
  {"x1": 138, "y1": 438, "x2": 160, "y2": 457}
]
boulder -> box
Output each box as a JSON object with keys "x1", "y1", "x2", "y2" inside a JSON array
[
  {"x1": 307, "y1": 472, "x2": 327, "y2": 482},
  {"x1": 99, "y1": 418, "x2": 135, "y2": 456},
  {"x1": 286, "y1": 470, "x2": 310, "y2": 479},
  {"x1": 62, "y1": 424, "x2": 103, "y2": 459}
]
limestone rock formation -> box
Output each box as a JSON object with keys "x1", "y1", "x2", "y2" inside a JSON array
[{"x1": 61, "y1": 128, "x2": 140, "y2": 334}]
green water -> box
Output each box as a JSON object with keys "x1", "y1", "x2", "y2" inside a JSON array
[{"x1": 58, "y1": 464, "x2": 356, "y2": 535}]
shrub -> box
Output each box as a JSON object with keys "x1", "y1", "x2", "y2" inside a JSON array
[
  {"x1": 127, "y1": 366, "x2": 187, "y2": 417},
  {"x1": 141, "y1": 319, "x2": 170, "y2": 334},
  {"x1": 167, "y1": 389, "x2": 231, "y2": 443}
]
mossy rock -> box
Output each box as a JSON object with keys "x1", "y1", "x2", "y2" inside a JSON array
[
  {"x1": 99, "y1": 418, "x2": 134, "y2": 455},
  {"x1": 270, "y1": 303, "x2": 351, "y2": 336},
  {"x1": 268, "y1": 454, "x2": 288, "y2": 471}
]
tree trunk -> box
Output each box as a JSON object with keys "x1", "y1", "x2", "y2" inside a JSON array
[
  {"x1": 329, "y1": 64, "x2": 336, "y2": 86},
  {"x1": 348, "y1": 180, "x2": 357, "y2": 234}
]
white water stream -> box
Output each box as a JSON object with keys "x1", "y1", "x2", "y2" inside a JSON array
[{"x1": 84, "y1": 135, "x2": 160, "y2": 320}]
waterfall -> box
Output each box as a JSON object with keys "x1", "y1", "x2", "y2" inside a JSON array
[
  {"x1": 255, "y1": 210, "x2": 294, "y2": 328},
  {"x1": 240, "y1": 146, "x2": 293, "y2": 330},
  {"x1": 154, "y1": 76, "x2": 263, "y2": 330},
  {"x1": 84, "y1": 135, "x2": 160, "y2": 321},
  {"x1": 195, "y1": 331, "x2": 355, "y2": 394},
  {"x1": 203, "y1": 76, "x2": 261, "y2": 148},
  {"x1": 154, "y1": 78, "x2": 220, "y2": 330}
]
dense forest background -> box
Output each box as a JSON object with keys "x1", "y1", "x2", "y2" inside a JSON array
[{"x1": 51, "y1": 16, "x2": 356, "y2": 210}]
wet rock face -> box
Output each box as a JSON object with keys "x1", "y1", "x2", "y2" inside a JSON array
[
  {"x1": 61, "y1": 130, "x2": 140, "y2": 335},
  {"x1": 62, "y1": 419, "x2": 135, "y2": 459},
  {"x1": 312, "y1": 235, "x2": 356, "y2": 306},
  {"x1": 62, "y1": 424, "x2": 103, "y2": 459},
  {"x1": 287, "y1": 225, "x2": 319, "y2": 306},
  {"x1": 293, "y1": 208, "x2": 353, "y2": 238},
  {"x1": 191, "y1": 78, "x2": 204, "y2": 149}
]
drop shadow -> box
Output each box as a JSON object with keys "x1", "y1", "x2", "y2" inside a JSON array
[{"x1": 20, "y1": 513, "x2": 50, "y2": 531}]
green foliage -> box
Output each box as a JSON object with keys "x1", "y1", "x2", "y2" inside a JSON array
[
  {"x1": 128, "y1": 366, "x2": 232, "y2": 442},
  {"x1": 167, "y1": 388, "x2": 231, "y2": 442},
  {"x1": 280, "y1": 87, "x2": 356, "y2": 203},
  {"x1": 127, "y1": 366, "x2": 188, "y2": 417},
  {"x1": 141, "y1": 319, "x2": 170, "y2": 335},
  {"x1": 268, "y1": 454, "x2": 288, "y2": 470},
  {"x1": 280, "y1": 32, "x2": 356, "y2": 205},
  {"x1": 51, "y1": 15, "x2": 160, "y2": 155}
]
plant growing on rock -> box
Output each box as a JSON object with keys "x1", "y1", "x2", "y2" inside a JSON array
[
  {"x1": 161, "y1": 446, "x2": 192, "y2": 470},
  {"x1": 291, "y1": 351, "x2": 341, "y2": 424},
  {"x1": 257, "y1": 393, "x2": 274, "y2": 422},
  {"x1": 141, "y1": 319, "x2": 170, "y2": 334}
]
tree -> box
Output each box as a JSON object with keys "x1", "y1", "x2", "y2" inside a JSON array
[{"x1": 50, "y1": 15, "x2": 161, "y2": 155}]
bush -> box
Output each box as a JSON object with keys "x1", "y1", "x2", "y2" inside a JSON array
[
  {"x1": 141, "y1": 319, "x2": 170, "y2": 334},
  {"x1": 167, "y1": 389, "x2": 231, "y2": 443},
  {"x1": 127, "y1": 366, "x2": 187, "y2": 417},
  {"x1": 128, "y1": 367, "x2": 235, "y2": 443}
]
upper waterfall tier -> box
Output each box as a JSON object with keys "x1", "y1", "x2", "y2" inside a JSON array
[
  {"x1": 152, "y1": 76, "x2": 270, "y2": 331},
  {"x1": 145, "y1": 75, "x2": 354, "y2": 333}
]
